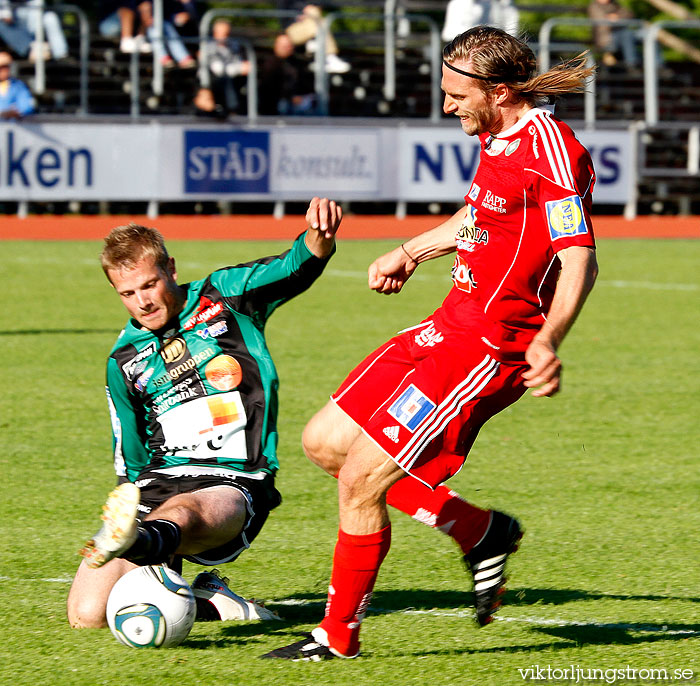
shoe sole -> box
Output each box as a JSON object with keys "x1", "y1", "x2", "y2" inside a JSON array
[{"x1": 79, "y1": 483, "x2": 140, "y2": 569}]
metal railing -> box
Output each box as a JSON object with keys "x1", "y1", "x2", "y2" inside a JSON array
[
  {"x1": 3, "y1": 1, "x2": 89, "y2": 113},
  {"x1": 538, "y1": 17, "x2": 646, "y2": 128},
  {"x1": 643, "y1": 20, "x2": 700, "y2": 126},
  {"x1": 325, "y1": 10, "x2": 442, "y2": 120}
]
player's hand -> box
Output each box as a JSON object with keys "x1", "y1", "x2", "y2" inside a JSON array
[
  {"x1": 522, "y1": 338, "x2": 562, "y2": 397},
  {"x1": 368, "y1": 245, "x2": 418, "y2": 295},
  {"x1": 304, "y1": 197, "x2": 341, "y2": 258},
  {"x1": 306, "y1": 196, "x2": 342, "y2": 240}
]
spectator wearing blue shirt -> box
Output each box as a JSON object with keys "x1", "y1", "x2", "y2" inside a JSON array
[{"x1": 0, "y1": 51, "x2": 35, "y2": 118}]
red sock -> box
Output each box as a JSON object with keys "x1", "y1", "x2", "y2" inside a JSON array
[
  {"x1": 386, "y1": 479, "x2": 490, "y2": 555},
  {"x1": 319, "y1": 525, "x2": 391, "y2": 657}
]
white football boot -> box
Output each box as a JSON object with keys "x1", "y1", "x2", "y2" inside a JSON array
[
  {"x1": 79, "y1": 482, "x2": 140, "y2": 569},
  {"x1": 192, "y1": 569, "x2": 280, "y2": 621}
]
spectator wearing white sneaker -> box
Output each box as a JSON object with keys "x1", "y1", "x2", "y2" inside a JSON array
[
  {"x1": 98, "y1": 0, "x2": 152, "y2": 55},
  {"x1": 277, "y1": 0, "x2": 350, "y2": 74},
  {"x1": 0, "y1": 0, "x2": 68, "y2": 61}
]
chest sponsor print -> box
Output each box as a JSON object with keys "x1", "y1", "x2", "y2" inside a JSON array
[
  {"x1": 205, "y1": 355, "x2": 243, "y2": 391},
  {"x1": 451, "y1": 253, "x2": 478, "y2": 293},
  {"x1": 184, "y1": 296, "x2": 225, "y2": 331},
  {"x1": 157, "y1": 391, "x2": 248, "y2": 461},
  {"x1": 456, "y1": 205, "x2": 488, "y2": 252}
]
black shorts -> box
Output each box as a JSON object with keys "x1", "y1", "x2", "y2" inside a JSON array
[{"x1": 122, "y1": 466, "x2": 282, "y2": 566}]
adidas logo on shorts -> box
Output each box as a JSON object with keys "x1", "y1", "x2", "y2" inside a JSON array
[{"x1": 383, "y1": 426, "x2": 400, "y2": 443}]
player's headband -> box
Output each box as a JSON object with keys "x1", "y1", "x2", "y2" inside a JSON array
[{"x1": 442, "y1": 60, "x2": 527, "y2": 82}]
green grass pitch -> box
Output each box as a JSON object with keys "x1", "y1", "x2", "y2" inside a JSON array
[{"x1": 1, "y1": 236, "x2": 698, "y2": 685}]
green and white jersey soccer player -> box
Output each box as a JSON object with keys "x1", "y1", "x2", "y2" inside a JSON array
[{"x1": 67, "y1": 197, "x2": 342, "y2": 630}]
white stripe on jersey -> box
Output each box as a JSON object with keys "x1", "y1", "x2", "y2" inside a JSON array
[
  {"x1": 333, "y1": 343, "x2": 396, "y2": 403},
  {"x1": 535, "y1": 254, "x2": 559, "y2": 313},
  {"x1": 532, "y1": 111, "x2": 576, "y2": 192},
  {"x1": 395, "y1": 354, "x2": 500, "y2": 470},
  {"x1": 540, "y1": 112, "x2": 577, "y2": 190}
]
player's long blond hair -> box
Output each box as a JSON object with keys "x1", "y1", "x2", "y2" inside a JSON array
[
  {"x1": 101, "y1": 223, "x2": 170, "y2": 278},
  {"x1": 443, "y1": 25, "x2": 595, "y2": 106}
]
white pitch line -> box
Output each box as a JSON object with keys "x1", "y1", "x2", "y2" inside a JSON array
[
  {"x1": 1, "y1": 583, "x2": 697, "y2": 635},
  {"x1": 597, "y1": 279, "x2": 699, "y2": 292},
  {"x1": 0, "y1": 575, "x2": 73, "y2": 583},
  {"x1": 272, "y1": 599, "x2": 700, "y2": 635}
]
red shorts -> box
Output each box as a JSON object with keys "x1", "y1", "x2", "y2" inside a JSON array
[{"x1": 332, "y1": 319, "x2": 527, "y2": 488}]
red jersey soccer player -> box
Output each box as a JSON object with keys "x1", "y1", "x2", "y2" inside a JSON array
[{"x1": 264, "y1": 26, "x2": 599, "y2": 661}]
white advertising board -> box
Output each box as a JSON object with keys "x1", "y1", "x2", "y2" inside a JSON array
[
  {"x1": 398, "y1": 126, "x2": 633, "y2": 204},
  {"x1": 0, "y1": 121, "x2": 632, "y2": 205}
]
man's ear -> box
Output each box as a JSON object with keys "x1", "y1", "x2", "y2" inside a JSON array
[
  {"x1": 167, "y1": 256, "x2": 177, "y2": 281},
  {"x1": 493, "y1": 82, "x2": 510, "y2": 105}
]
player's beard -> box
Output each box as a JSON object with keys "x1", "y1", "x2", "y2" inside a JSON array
[{"x1": 459, "y1": 102, "x2": 497, "y2": 136}]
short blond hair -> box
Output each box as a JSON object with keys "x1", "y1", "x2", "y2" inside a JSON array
[{"x1": 100, "y1": 223, "x2": 170, "y2": 278}]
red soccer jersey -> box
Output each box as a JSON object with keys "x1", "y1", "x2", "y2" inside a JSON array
[{"x1": 437, "y1": 107, "x2": 596, "y2": 360}]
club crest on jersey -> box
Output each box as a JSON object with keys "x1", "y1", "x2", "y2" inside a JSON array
[
  {"x1": 485, "y1": 138, "x2": 509, "y2": 156},
  {"x1": 505, "y1": 138, "x2": 521, "y2": 156},
  {"x1": 546, "y1": 195, "x2": 588, "y2": 240},
  {"x1": 388, "y1": 385, "x2": 436, "y2": 432}
]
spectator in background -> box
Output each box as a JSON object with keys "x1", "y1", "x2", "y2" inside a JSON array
[
  {"x1": 441, "y1": 0, "x2": 519, "y2": 42},
  {"x1": 588, "y1": 0, "x2": 638, "y2": 66},
  {"x1": 204, "y1": 18, "x2": 250, "y2": 114},
  {"x1": 259, "y1": 33, "x2": 318, "y2": 115},
  {"x1": 168, "y1": 0, "x2": 198, "y2": 38},
  {"x1": 143, "y1": 0, "x2": 196, "y2": 68},
  {"x1": 0, "y1": 0, "x2": 68, "y2": 61},
  {"x1": 0, "y1": 50, "x2": 35, "y2": 117},
  {"x1": 277, "y1": 1, "x2": 350, "y2": 74},
  {"x1": 98, "y1": 0, "x2": 152, "y2": 54}
]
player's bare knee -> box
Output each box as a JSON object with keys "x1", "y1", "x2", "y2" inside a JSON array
[
  {"x1": 67, "y1": 595, "x2": 108, "y2": 629},
  {"x1": 302, "y1": 418, "x2": 342, "y2": 475}
]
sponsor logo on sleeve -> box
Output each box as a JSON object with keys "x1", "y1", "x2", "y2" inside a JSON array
[
  {"x1": 388, "y1": 384, "x2": 436, "y2": 432},
  {"x1": 467, "y1": 183, "x2": 481, "y2": 202},
  {"x1": 546, "y1": 195, "x2": 588, "y2": 240}
]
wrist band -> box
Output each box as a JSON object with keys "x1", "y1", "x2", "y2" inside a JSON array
[{"x1": 401, "y1": 243, "x2": 417, "y2": 263}]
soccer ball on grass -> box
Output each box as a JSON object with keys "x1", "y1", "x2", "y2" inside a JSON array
[{"x1": 106, "y1": 565, "x2": 196, "y2": 648}]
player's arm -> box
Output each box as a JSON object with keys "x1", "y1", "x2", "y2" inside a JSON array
[
  {"x1": 304, "y1": 196, "x2": 342, "y2": 258},
  {"x1": 106, "y1": 357, "x2": 150, "y2": 481},
  {"x1": 368, "y1": 205, "x2": 467, "y2": 295},
  {"x1": 522, "y1": 245, "x2": 598, "y2": 397}
]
